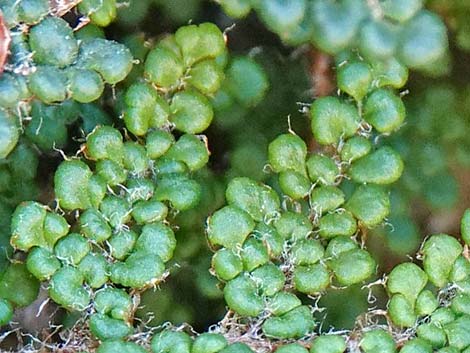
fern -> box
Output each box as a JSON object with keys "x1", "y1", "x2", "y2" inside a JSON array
[{"x1": 1, "y1": 1, "x2": 470, "y2": 353}]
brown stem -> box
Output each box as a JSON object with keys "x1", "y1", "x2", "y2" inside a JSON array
[
  {"x1": 0, "y1": 10, "x2": 11, "y2": 76},
  {"x1": 308, "y1": 48, "x2": 335, "y2": 98},
  {"x1": 307, "y1": 48, "x2": 335, "y2": 153}
]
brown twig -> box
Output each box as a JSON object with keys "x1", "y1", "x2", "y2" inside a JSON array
[{"x1": 0, "y1": 10, "x2": 11, "y2": 76}]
